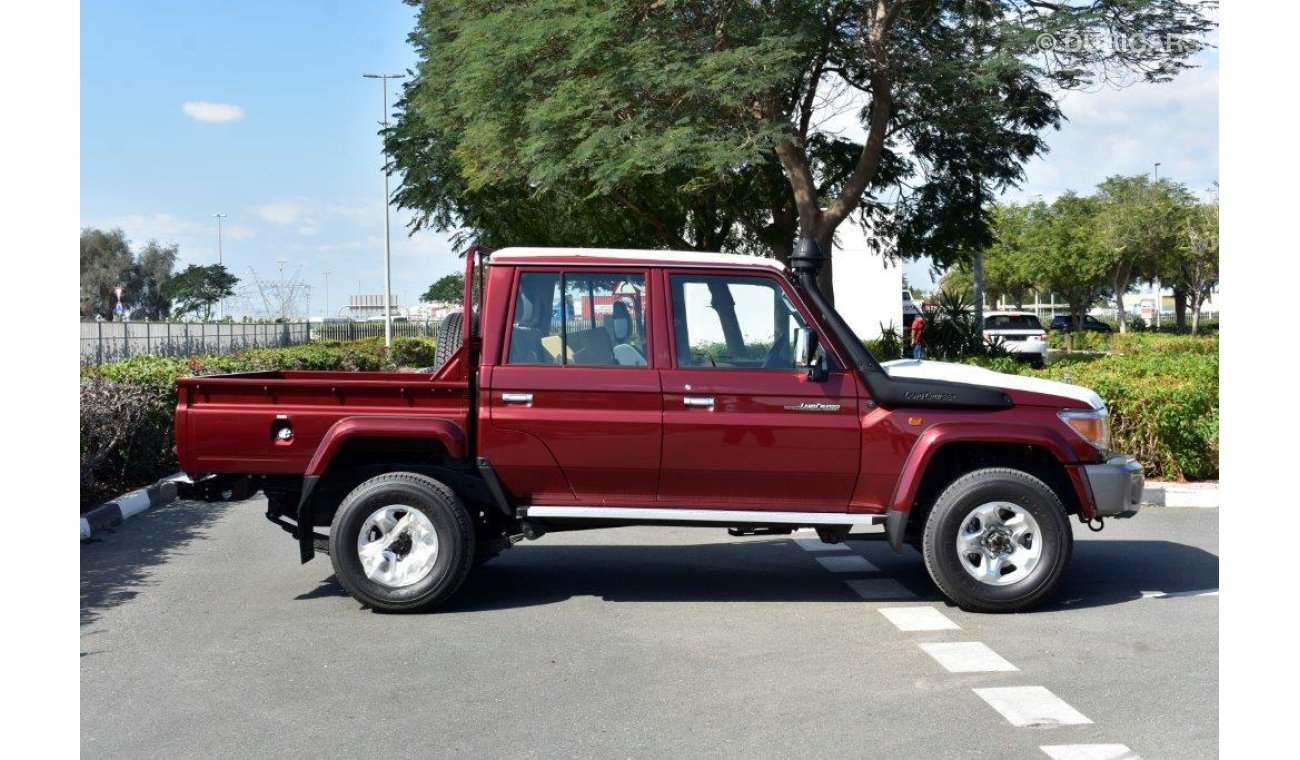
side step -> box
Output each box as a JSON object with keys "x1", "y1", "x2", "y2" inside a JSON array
[{"x1": 522, "y1": 506, "x2": 881, "y2": 526}]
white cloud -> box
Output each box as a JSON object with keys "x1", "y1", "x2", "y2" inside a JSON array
[
  {"x1": 252, "y1": 200, "x2": 309, "y2": 225},
  {"x1": 181, "y1": 100, "x2": 246, "y2": 123},
  {"x1": 297, "y1": 225, "x2": 320, "y2": 236}
]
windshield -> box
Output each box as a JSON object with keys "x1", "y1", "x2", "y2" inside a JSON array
[{"x1": 985, "y1": 314, "x2": 1042, "y2": 330}]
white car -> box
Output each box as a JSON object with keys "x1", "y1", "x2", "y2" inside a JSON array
[{"x1": 982, "y1": 311, "x2": 1048, "y2": 367}]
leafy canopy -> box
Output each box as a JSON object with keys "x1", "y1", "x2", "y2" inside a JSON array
[{"x1": 389, "y1": 0, "x2": 1214, "y2": 296}]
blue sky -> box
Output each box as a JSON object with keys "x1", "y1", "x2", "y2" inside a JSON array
[{"x1": 81, "y1": 2, "x2": 1219, "y2": 310}]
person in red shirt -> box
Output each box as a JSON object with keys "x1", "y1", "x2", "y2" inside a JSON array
[{"x1": 910, "y1": 315, "x2": 925, "y2": 360}]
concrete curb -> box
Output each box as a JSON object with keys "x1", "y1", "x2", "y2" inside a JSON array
[
  {"x1": 1142, "y1": 480, "x2": 1218, "y2": 508},
  {"x1": 81, "y1": 473, "x2": 189, "y2": 541}
]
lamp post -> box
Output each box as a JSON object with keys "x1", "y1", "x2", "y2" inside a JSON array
[
  {"x1": 213, "y1": 213, "x2": 227, "y2": 319},
  {"x1": 323, "y1": 271, "x2": 331, "y2": 321},
  {"x1": 363, "y1": 72, "x2": 406, "y2": 348}
]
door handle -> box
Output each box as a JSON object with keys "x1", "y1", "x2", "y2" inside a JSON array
[
  {"x1": 501, "y1": 392, "x2": 533, "y2": 404},
  {"x1": 683, "y1": 396, "x2": 715, "y2": 409}
]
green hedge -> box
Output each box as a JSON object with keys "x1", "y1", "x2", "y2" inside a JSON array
[
  {"x1": 79, "y1": 338, "x2": 437, "y2": 509},
  {"x1": 965, "y1": 350, "x2": 1218, "y2": 481}
]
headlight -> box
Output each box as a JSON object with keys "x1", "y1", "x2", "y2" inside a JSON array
[{"x1": 1058, "y1": 408, "x2": 1110, "y2": 451}]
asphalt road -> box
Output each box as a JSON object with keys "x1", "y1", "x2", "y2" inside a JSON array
[{"x1": 81, "y1": 498, "x2": 1217, "y2": 759}]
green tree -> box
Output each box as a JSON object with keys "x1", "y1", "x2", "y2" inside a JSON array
[
  {"x1": 389, "y1": 1, "x2": 1213, "y2": 302},
  {"x1": 420, "y1": 272, "x2": 466, "y2": 304},
  {"x1": 126, "y1": 241, "x2": 178, "y2": 321},
  {"x1": 167, "y1": 264, "x2": 239, "y2": 321},
  {"x1": 1094, "y1": 175, "x2": 1195, "y2": 332},
  {"x1": 1016, "y1": 194, "x2": 1114, "y2": 333},
  {"x1": 1175, "y1": 187, "x2": 1218, "y2": 335},
  {"x1": 81, "y1": 228, "x2": 134, "y2": 320}
]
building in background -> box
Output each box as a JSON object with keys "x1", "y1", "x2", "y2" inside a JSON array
[{"x1": 831, "y1": 216, "x2": 904, "y2": 341}]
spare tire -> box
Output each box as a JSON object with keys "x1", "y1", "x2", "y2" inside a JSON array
[{"x1": 431, "y1": 312, "x2": 463, "y2": 372}]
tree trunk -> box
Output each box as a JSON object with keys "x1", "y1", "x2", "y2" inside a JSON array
[
  {"x1": 1189, "y1": 292, "x2": 1203, "y2": 336},
  {"x1": 1173, "y1": 288, "x2": 1188, "y2": 332},
  {"x1": 972, "y1": 248, "x2": 986, "y2": 332}
]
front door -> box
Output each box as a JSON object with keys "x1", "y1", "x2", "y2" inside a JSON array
[
  {"x1": 658, "y1": 272, "x2": 861, "y2": 511},
  {"x1": 487, "y1": 268, "x2": 662, "y2": 504}
]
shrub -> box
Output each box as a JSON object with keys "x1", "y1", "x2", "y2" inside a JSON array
[
  {"x1": 79, "y1": 339, "x2": 403, "y2": 509},
  {"x1": 1017, "y1": 351, "x2": 1217, "y2": 481},
  {"x1": 80, "y1": 377, "x2": 175, "y2": 508},
  {"x1": 390, "y1": 337, "x2": 438, "y2": 368}
]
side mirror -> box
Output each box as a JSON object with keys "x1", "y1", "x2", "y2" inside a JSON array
[{"x1": 794, "y1": 328, "x2": 827, "y2": 382}]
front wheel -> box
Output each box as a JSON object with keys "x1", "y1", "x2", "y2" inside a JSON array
[
  {"x1": 329, "y1": 472, "x2": 476, "y2": 613},
  {"x1": 921, "y1": 468, "x2": 1072, "y2": 613}
]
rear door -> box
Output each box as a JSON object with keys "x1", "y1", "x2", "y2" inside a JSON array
[
  {"x1": 658, "y1": 271, "x2": 861, "y2": 511},
  {"x1": 486, "y1": 268, "x2": 662, "y2": 504}
]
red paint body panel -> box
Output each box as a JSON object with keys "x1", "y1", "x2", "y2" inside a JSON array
[
  {"x1": 304, "y1": 416, "x2": 467, "y2": 477},
  {"x1": 658, "y1": 369, "x2": 860, "y2": 510},
  {"x1": 175, "y1": 372, "x2": 470, "y2": 475}
]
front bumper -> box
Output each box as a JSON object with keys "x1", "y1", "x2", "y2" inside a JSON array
[{"x1": 1084, "y1": 454, "x2": 1145, "y2": 518}]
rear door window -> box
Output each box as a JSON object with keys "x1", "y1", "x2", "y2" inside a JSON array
[{"x1": 507, "y1": 272, "x2": 648, "y2": 367}]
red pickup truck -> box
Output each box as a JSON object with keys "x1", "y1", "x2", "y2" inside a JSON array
[{"x1": 175, "y1": 240, "x2": 1143, "y2": 613}]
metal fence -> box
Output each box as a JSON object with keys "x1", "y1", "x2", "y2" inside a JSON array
[
  {"x1": 80, "y1": 321, "x2": 312, "y2": 365},
  {"x1": 312, "y1": 321, "x2": 437, "y2": 341}
]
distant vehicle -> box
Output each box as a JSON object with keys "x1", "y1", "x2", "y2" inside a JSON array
[
  {"x1": 902, "y1": 290, "x2": 921, "y2": 329},
  {"x1": 983, "y1": 311, "x2": 1048, "y2": 368},
  {"x1": 1050, "y1": 314, "x2": 1114, "y2": 333}
]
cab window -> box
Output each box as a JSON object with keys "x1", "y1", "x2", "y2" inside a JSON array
[
  {"x1": 669, "y1": 274, "x2": 819, "y2": 370},
  {"x1": 507, "y1": 271, "x2": 648, "y2": 367}
]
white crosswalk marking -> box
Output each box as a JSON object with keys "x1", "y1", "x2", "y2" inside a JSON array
[
  {"x1": 879, "y1": 606, "x2": 960, "y2": 631},
  {"x1": 1140, "y1": 588, "x2": 1218, "y2": 599},
  {"x1": 1040, "y1": 744, "x2": 1139, "y2": 760},
  {"x1": 815, "y1": 555, "x2": 879, "y2": 573},
  {"x1": 920, "y1": 642, "x2": 1018, "y2": 672},
  {"x1": 973, "y1": 686, "x2": 1092, "y2": 727},
  {"x1": 843, "y1": 578, "x2": 916, "y2": 600},
  {"x1": 792, "y1": 537, "x2": 852, "y2": 552}
]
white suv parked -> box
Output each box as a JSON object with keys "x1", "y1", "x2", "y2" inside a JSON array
[{"x1": 982, "y1": 311, "x2": 1048, "y2": 367}]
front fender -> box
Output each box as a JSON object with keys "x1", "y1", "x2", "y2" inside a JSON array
[
  {"x1": 884, "y1": 421, "x2": 1093, "y2": 550},
  {"x1": 296, "y1": 416, "x2": 467, "y2": 562}
]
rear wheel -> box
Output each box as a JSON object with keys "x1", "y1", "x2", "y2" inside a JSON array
[
  {"x1": 329, "y1": 472, "x2": 475, "y2": 613},
  {"x1": 921, "y1": 468, "x2": 1072, "y2": 613}
]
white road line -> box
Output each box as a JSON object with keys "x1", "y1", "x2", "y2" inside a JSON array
[
  {"x1": 973, "y1": 686, "x2": 1093, "y2": 727},
  {"x1": 1040, "y1": 744, "x2": 1140, "y2": 760},
  {"x1": 1140, "y1": 588, "x2": 1218, "y2": 599},
  {"x1": 815, "y1": 555, "x2": 879, "y2": 573},
  {"x1": 844, "y1": 578, "x2": 916, "y2": 600},
  {"x1": 879, "y1": 606, "x2": 960, "y2": 631},
  {"x1": 920, "y1": 642, "x2": 1019, "y2": 673},
  {"x1": 793, "y1": 537, "x2": 852, "y2": 552}
]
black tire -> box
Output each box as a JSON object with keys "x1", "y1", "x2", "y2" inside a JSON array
[
  {"x1": 921, "y1": 468, "x2": 1072, "y2": 613},
  {"x1": 328, "y1": 472, "x2": 475, "y2": 613},
  {"x1": 431, "y1": 312, "x2": 464, "y2": 373}
]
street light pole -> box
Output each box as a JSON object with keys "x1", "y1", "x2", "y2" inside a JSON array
[
  {"x1": 323, "y1": 271, "x2": 331, "y2": 320},
  {"x1": 363, "y1": 72, "x2": 406, "y2": 349},
  {"x1": 214, "y1": 213, "x2": 227, "y2": 319}
]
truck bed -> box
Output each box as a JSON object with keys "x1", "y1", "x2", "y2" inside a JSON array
[{"x1": 175, "y1": 370, "x2": 471, "y2": 475}]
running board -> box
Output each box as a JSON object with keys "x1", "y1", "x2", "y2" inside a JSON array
[{"x1": 522, "y1": 506, "x2": 881, "y2": 525}]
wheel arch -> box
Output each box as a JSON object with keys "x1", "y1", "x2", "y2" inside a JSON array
[
  {"x1": 295, "y1": 417, "x2": 470, "y2": 562},
  {"x1": 885, "y1": 423, "x2": 1094, "y2": 550}
]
